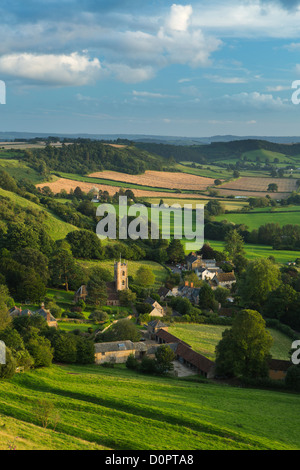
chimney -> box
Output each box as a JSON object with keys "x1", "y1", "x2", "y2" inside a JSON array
[
  {"x1": 190, "y1": 282, "x2": 194, "y2": 288},
  {"x1": 185, "y1": 281, "x2": 189, "y2": 286}
]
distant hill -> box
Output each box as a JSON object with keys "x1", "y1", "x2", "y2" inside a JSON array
[
  {"x1": 1, "y1": 131, "x2": 300, "y2": 145},
  {"x1": 135, "y1": 139, "x2": 300, "y2": 164}
]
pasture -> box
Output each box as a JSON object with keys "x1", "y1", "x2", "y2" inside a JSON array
[
  {"x1": 214, "y1": 207, "x2": 300, "y2": 230},
  {"x1": 206, "y1": 239, "x2": 299, "y2": 264},
  {"x1": 168, "y1": 324, "x2": 292, "y2": 361},
  {"x1": 0, "y1": 364, "x2": 299, "y2": 450}
]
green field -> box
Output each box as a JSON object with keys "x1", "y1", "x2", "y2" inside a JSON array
[
  {"x1": 214, "y1": 207, "x2": 300, "y2": 230},
  {"x1": 0, "y1": 364, "x2": 299, "y2": 450},
  {"x1": 168, "y1": 324, "x2": 292, "y2": 361},
  {"x1": 206, "y1": 239, "x2": 300, "y2": 264}
]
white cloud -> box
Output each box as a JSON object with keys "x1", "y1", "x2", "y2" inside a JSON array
[
  {"x1": 0, "y1": 52, "x2": 102, "y2": 86},
  {"x1": 206, "y1": 74, "x2": 248, "y2": 83},
  {"x1": 213, "y1": 91, "x2": 286, "y2": 110},
  {"x1": 192, "y1": 1, "x2": 300, "y2": 38},
  {"x1": 266, "y1": 85, "x2": 291, "y2": 92},
  {"x1": 132, "y1": 90, "x2": 176, "y2": 98},
  {"x1": 166, "y1": 4, "x2": 193, "y2": 32},
  {"x1": 106, "y1": 64, "x2": 155, "y2": 83}
]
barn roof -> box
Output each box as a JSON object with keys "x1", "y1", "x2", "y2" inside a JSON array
[
  {"x1": 175, "y1": 342, "x2": 215, "y2": 374},
  {"x1": 155, "y1": 329, "x2": 191, "y2": 348}
]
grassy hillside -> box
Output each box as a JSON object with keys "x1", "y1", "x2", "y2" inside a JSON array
[
  {"x1": 168, "y1": 324, "x2": 292, "y2": 361},
  {"x1": 0, "y1": 187, "x2": 78, "y2": 241},
  {"x1": 0, "y1": 364, "x2": 299, "y2": 450},
  {"x1": 206, "y1": 239, "x2": 299, "y2": 264}
]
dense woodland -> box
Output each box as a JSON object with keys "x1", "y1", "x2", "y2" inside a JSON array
[
  {"x1": 136, "y1": 139, "x2": 300, "y2": 164},
  {"x1": 23, "y1": 140, "x2": 171, "y2": 176}
]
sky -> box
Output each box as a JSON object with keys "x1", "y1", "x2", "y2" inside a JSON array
[{"x1": 1, "y1": 0, "x2": 300, "y2": 137}]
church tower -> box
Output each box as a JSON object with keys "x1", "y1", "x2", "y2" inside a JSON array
[{"x1": 114, "y1": 259, "x2": 128, "y2": 291}]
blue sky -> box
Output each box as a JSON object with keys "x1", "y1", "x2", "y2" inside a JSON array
[{"x1": 1, "y1": 0, "x2": 300, "y2": 137}]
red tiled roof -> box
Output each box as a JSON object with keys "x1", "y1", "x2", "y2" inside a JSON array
[
  {"x1": 268, "y1": 359, "x2": 291, "y2": 371},
  {"x1": 155, "y1": 329, "x2": 191, "y2": 347},
  {"x1": 176, "y1": 342, "x2": 215, "y2": 374}
]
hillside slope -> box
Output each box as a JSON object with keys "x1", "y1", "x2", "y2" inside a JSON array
[{"x1": 0, "y1": 365, "x2": 298, "y2": 450}]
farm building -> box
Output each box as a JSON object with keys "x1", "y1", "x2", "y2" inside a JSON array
[
  {"x1": 154, "y1": 329, "x2": 215, "y2": 378},
  {"x1": 147, "y1": 320, "x2": 168, "y2": 339},
  {"x1": 94, "y1": 340, "x2": 147, "y2": 364},
  {"x1": 268, "y1": 359, "x2": 291, "y2": 381}
]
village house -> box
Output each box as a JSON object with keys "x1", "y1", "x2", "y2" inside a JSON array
[
  {"x1": 186, "y1": 252, "x2": 202, "y2": 270},
  {"x1": 157, "y1": 286, "x2": 172, "y2": 302},
  {"x1": 35, "y1": 303, "x2": 58, "y2": 328},
  {"x1": 9, "y1": 304, "x2": 57, "y2": 328},
  {"x1": 213, "y1": 271, "x2": 236, "y2": 289},
  {"x1": 195, "y1": 266, "x2": 221, "y2": 281},
  {"x1": 94, "y1": 340, "x2": 147, "y2": 364},
  {"x1": 147, "y1": 319, "x2": 168, "y2": 339},
  {"x1": 145, "y1": 297, "x2": 165, "y2": 317},
  {"x1": 177, "y1": 281, "x2": 200, "y2": 304}
]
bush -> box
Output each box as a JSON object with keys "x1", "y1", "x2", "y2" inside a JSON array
[
  {"x1": 0, "y1": 347, "x2": 16, "y2": 379},
  {"x1": 139, "y1": 356, "x2": 158, "y2": 374},
  {"x1": 285, "y1": 366, "x2": 300, "y2": 392},
  {"x1": 126, "y1": 353, "x2": 139, "y2": 370}
]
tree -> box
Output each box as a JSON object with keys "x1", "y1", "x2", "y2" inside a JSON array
[
  {"x1": 13, "y1": 247, "x2": 49, "y2": 284},
  {"x1": 118, "y1": 288, "x2": 137, "y2": 306},
  {"x1": 237, "y1": 258, "x2": 281, "y2": 309},
  {"x1": 155, "y1": 344, "x2": 175, "y2": 374},
  {"x1": 53, "y1": 333, "x2": 77, "y2": 363},
  {"x1": 206, "y1": 200, "x2": 225, "y2": 216},
  {"x1": 224, "y1": 229, "x2": 245, "y2": 261},
  {"x1": 50, "y1": 249, "x2": 86, "y2": 291},
  {"x1": 215, "y1": 309, "x2": 273, "y2": 379},
  {"x1": 263, "y1": 283, "x2": 300, "y2": 330},
  {"x1": 86, "y1": 269, "x2": 108, "y2": 307},
  {"x1": 0, "y1": 347, "x2": 16, "y2": 379},
  {"x1": 135, "y1": 266, "x2": 155, "y2": 287},
  {"x1": 26, "y1": 333, "x2": 53, "y2": 368},
  {"x1": 66, "y1": 230, "x2": 104, "y2": 260},
  {"x1": 166, "y1": 239, "x2": 185, "y2": 264},
  {"x1": 268, "y1": 183, "x2": 278, "y2": 192},
  {"x1": 102, "y1": 319, "x2": 141, "y2": 342},
  {"x1": 214, "y1": 287, "x2": 230, "y2": 306},
  {"x1": 198, "y1": 282, "x2": 215, "y2": 310}
]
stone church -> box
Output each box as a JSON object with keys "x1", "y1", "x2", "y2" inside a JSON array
[{"x1": 106, "y1": 260, "x2": 128, "y2": 306}]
